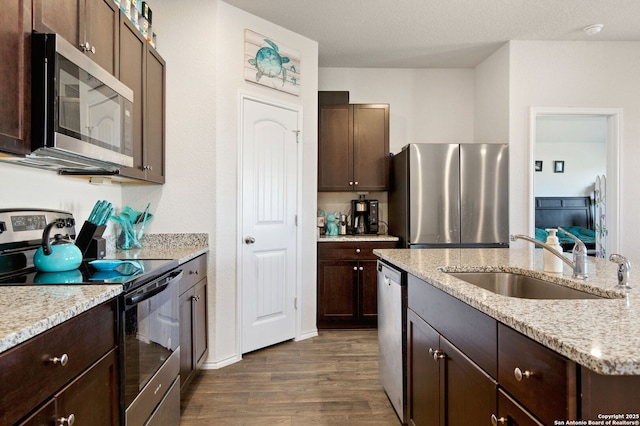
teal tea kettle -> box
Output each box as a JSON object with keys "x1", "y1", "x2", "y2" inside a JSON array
[{"x1": 33, "y1": 222, "x2": 83, "y2": 273}]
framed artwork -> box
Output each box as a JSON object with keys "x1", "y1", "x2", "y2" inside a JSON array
[
  {"x1": 244, "y1": 29, "x2": 301, "y2": 96},
  {"x1": 535, "y1": 161, "x2": 543, "y2": 172},
  {"x1": 554, "y1": 160, "x2": 565, "y2": 173}
]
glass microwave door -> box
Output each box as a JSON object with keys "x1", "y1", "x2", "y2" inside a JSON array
[{"x1": 56, "y1": 54, "x2": 132, "y2": 157}]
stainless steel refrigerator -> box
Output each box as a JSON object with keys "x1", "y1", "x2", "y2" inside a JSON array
[{"x1": 389, "y1": 143, "x2": 509, "y2": 248}]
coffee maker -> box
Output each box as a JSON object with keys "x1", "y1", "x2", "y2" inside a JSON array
[{"x1": 350, "y1": 196, "x2": 379, "y2": 234}]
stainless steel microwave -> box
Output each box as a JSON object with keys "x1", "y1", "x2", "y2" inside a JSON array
[{"x1": 29, "y1": 33, "x2": 134, "y2": 172}]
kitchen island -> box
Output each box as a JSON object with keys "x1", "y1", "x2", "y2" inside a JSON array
[{"x1": 375, "y1": 247, "x2": 640, "y2": 423}]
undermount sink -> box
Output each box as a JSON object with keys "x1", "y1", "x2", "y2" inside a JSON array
[{"x1": 447, "y1": 271, "x2": 603, "y2": 300}]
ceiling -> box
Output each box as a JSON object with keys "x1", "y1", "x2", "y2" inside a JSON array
[{"x1": 223, "y1": 0, "x2": 640, "y2": 68}]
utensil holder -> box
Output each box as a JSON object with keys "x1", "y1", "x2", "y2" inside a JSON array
[
  {"x1": 116, "y1": 222, "x2": 143, "y2": 250},
  {"x1": 75, "y1": 221, "x2": 107, "y2": 258}
]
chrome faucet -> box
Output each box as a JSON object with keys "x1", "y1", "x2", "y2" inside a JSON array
[
  {"x1": 609, "y1": 254, "x2": 631, "y2": 289},
  {"x1": 510, "y1": 231, "x2": 588, "y2": 279},
  {"x1": 557, "y1": 227, "x2": 589, "y2": 280}
]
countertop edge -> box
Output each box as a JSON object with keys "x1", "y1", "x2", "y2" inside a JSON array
[
  {"x1": 0, "y1": 285, "x2": 122, "y2": 354},
  {"x1": 318, "y1": 235, "x2": 400, "y2": 242}
]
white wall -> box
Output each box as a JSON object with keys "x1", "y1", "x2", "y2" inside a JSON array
[
  {"x1": 474, "y1": 43, "x2": 509, "y2": 144},
  {"x1": 535, "y1": 116, "x2": 607, "y2": 197},
  {"x1": 508, "y1": 41, "x2": 640, "y2": 263},
  {"x1": 0, "y1": 163, "x2": 123, "y2": 226},
  {"x1": 137, "y1": 0, "x2": 319, "y2": 367},
  {"x1": 319, "y1": 68, "x2": 475, "y2": 153}
]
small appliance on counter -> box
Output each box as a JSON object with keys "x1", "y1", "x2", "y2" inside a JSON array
[
  {"x1": 351, "y1": 195, "x2": 379, "y2": 235},
  {"x1": 339, "y1": 214, "x2": 348, "y2": 235}
]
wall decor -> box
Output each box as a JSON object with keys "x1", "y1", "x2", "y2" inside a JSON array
[
  {"x1": 554, "y1": 160, "x2": 565, "y2": 173},
  {"x1": 535, "y1": 160, "x2": 543, "y2": 172},
  {"x1": 244, "y1": 29, "x2": 301, "y2": 96}
]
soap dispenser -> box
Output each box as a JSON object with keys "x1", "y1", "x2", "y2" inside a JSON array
[{"x1": 543, "y1": 229, "x2": 563, "y2": 273}]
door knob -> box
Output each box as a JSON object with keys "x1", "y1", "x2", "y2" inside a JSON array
[{"x1": 244, "y1": 236, "x2": 256, "y2": 244}]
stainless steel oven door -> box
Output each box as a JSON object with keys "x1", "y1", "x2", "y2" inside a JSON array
[{"x1": 122, "y1": 269, "x2": 182, "y2": 425}]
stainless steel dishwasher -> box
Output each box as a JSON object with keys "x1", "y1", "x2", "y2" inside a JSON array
[{"x1": 377, "y1": 260, "x2": 407, "y2": 423}]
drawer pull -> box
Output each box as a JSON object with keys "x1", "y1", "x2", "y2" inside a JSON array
[
  {"x1": 355, "y1": 248, "x2": 361, "y2": 253},
  {"x1": 57, "y1": 414, "x2": 75, "y2": 426},
  {"x1": 514, "y1": 367, "x2": 533, "y2": 381},
  {"x1": 428, "y1": 348, "x2": 445, "y2": 361},
  {"x1": 49, "y1": 353, "x2": 69, "y2": 367},
  {"x1": 491, "y1": 414, "x2": 507, "y2": 425}
]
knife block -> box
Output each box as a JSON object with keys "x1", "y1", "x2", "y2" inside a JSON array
[{"x1": 75, "y1": 221, "x2": 107, "y2": 259}]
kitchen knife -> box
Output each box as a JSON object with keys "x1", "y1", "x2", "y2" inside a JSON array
[
  {"x1": 87, "y1": 200, "x2": 102, "y2": 224},
  {"x1": 99, "y1": 206, "x2": 114, "y2": 226}
]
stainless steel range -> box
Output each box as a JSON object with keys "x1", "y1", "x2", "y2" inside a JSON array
[{"x1": 0, "y1": 209, "x2": 182, "y2": 426}]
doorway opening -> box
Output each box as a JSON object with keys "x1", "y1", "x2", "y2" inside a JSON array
[{"x1": 529, "y1": 107, "x2": 621, "y2": 256}]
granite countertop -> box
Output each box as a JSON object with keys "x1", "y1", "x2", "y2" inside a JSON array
[
  {"x1": 0, "y1": 235, "x2": 209, "y2": 355},
  {"x1": 374, "y1": 248, "x2": 639, "y2": 375},
  {"x1": 318, "y1": 234, "x2": 400, "y2": 242},
  {"x1": 0, "y1": 285, "x2": 122, "y2": 353}
]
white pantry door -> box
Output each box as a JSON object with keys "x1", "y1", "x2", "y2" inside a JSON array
[{"x1": 241, "y1": 97, "x2": 299, "y2": 354}]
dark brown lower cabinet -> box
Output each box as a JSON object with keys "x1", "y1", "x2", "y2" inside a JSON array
[
  {"x1": 0, "y1": 300, "x2": 118, "y2": 426},
  {"x1": 441, "y1": 337, "x2": 497, "y2": 425},
  {"x1": 317, "y1": 241, "x2": 397, "y2": 328},
  {"x1": 179, "y1": 255, "x2": 209, "y2": 396},
  {"x1": 20, "y1": 350, "x2": 118, "y2": 426},
  {"x1": 407, "y1": 308, "x2": 497, "y2": 426},
  {"x1": 407, "y1": 308, "x2": 441, "y2": 426},
  {"x1": 495, "y1": 389, "x2": 544, "y2": 426}
]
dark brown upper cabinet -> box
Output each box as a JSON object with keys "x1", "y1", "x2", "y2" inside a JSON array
[
  {"x1": 118, "y1": 16, "x2": 166, "y2": 184},
  {"x1": 33, "y1": 0, "x2": 120, "y2": 76},
  {"x1": 318, "y1": 103, "x2": 389, "y2": 192},
  {"x1": 0, "y1": 0, "x2": 32, "y2": 155}
]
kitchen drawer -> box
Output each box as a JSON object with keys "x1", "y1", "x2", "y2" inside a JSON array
[
  {"x1": 498, "y1": 324, "x2": 577, "y2": 424},
  {"x1": 180, "y1": 254, "x2": 207, "y2": 294},
  {"x1": 408, "y1": 274, "x2": 497, "y2": 378},
  {"x1": 0, "y1": 300, "x2": 116, "y2": 426},
  {"x1": 495, "y1": 388, "x2": 544, "y2": 426},
  {"x1": 317, "y1": 241, "x2": 397, "y2": 261}
]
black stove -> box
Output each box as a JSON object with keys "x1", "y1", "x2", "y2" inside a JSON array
[
  {"x1": 0, "y1": 208, "x2": 177, "y2": 291},
  {"x1": 0, "y1": 259, "x2": 178, "y2": 290}
]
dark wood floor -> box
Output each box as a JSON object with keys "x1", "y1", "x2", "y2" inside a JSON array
[{"x1": 180, "y1": 329, "x2": 400, "y2": 425}]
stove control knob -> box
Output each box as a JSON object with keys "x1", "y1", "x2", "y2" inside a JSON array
[{"x1": 0, "y1": 221, "x2": 6, "y2": 234}]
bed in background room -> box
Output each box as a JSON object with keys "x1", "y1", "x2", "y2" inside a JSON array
[{"x1": 534, "y1": 196, "x2": 596, "y2": 255}]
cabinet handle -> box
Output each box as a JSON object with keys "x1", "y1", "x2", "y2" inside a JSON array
[
  {"x1": 189, "y1": 270, "x2": 199, "y2": 275},
  {"x1": 359, "y1": 266, "x2": 364, "y2": 271},
  {"x1": 49, "y1": 353, "x2": 69, "y2": 367},
  {"x1": 79, "y1": 41, "x2": 95, "y2": 54},
  {"x1": 192, "y1": 294, "x2": 201, "y2": 302},
  {"x1": 514, "y1": 367, "x2": 533, "y2": 381},
  {"x1": 490, "y1": 414, "x2": 507, "y2": 425},
  {"x1": 354, "y1": 181, "x2": 359, "y2": 185},
  {"x1": 353, "y1": 266, "x2": 358, "y2": 271},
  {"x1": 142, "y1": 165, "x2": 154, "y2": 171},
  {"x1": 349, "y1": 181, "x2": 354, "y2": 185},
  {"x1": 57, "y1": 414, "x2": 75, "y2": 426},
  {"x1": 355, "y1": 248, "x2": 361, "y2": 253},
  {"x1": 428, "y1": 348, "x2": 445, "y2": 361}
]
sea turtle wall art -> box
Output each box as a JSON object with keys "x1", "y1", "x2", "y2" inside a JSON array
[{"x1": 244, "y1": 29, "x2": 301, "y2": 96}]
